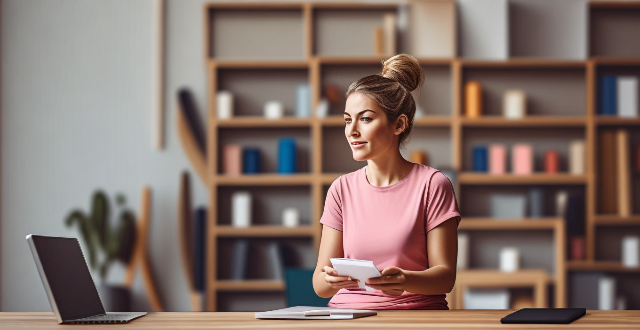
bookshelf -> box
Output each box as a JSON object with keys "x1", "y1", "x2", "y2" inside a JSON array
[{"x1": 189, "y1": 1, "x2": 640, "y2": 311}]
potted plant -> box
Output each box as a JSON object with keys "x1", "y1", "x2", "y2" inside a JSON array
[{"x1": 65, "y1": 190, "x2": 137, "y2": 312}]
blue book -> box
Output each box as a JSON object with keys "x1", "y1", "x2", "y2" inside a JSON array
[
  {"x1": 243, "y1": 148, "x2": 260, "y2": 174},
  {"x1": 472, "y1": 146, "x2": 488, "y2": 172},
  {"x1": 194, "y1": 207, "x2": 207, "y2": 292},
  {"x1": 278, "y1": 138, "x2": 296, "y2": 174},
  {"x1": 529, "y1": 187, "x2": 544, "y2": 218},
  {"x1": 599, "y1": 75, "x2": 617, "y2": 115},
  {"x1": 296, "y1": 84, "x2": 311, "y2": 118}
]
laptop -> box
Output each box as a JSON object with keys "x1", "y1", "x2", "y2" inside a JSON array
[{"x1": 27, "y1": 234, "x2": 147, "y2": 324}]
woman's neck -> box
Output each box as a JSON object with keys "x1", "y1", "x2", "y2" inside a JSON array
[{"x1": 365, "y1": 150, "x2": 414, "y2": 187}]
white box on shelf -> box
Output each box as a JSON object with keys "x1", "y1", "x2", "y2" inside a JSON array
[
  {"x1": 622, "y1": 236, "x2": 639, "y2": 268},
  {"x1": 499, "y1": 247, "x2": 520, "y2": 273},
  {"x1": 231, "y1": 191, "x2": 252, "y2": 227},
  {"x1": 216, "y1": 91, "x2": 233, "y2": 119},
  {"x1": 457, "y1": 233, "x2": 469, "y2": 270},
  {"x1": 490, "y1": 194, "x2": 526, "y2": 219},
  {"x1": 598, "y1": 276, "x2": 616, "y2": 310},
  {"x1": 463, "y1": 288, "x2": 510, "y2": 310},
  {"x1": 282, "y1": 208, "x2": 300, "y2": 228},
  {"x1": 315, "y1": 98, "x2": 329, "y2": 118},
  {"x1": 503, "y1": 90, "x2": 526, "y2": 119},
  {"x1": 264, "y1": 101, "x2": 284, "y2": 119},
  {"x1": 618, "y1": 76, "x2": 638, "y2": 118}
]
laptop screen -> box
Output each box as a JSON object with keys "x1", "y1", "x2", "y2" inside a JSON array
[{"x1": 30, "y1": 235, "x2": 105, "y2": 320}]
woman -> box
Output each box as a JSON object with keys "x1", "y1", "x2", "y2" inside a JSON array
[{"x1": 312, "y1": 54, "x2": 461, "y2": 310}]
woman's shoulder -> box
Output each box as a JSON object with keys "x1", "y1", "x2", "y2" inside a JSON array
[{"x1": 412, "y1": 164, "x2": 453, "y2": 187}]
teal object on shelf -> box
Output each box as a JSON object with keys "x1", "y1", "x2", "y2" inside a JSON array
[
  {"x1": 278, "y1": 138, "x2": 296, "y2": 174},
  {"x1": 284, "y1": 268, "x2": 330, "y2": 307}
]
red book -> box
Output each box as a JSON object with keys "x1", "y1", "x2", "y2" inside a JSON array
[{"x1": 545, "y1": 150, "x2": 559, "y2": 173}]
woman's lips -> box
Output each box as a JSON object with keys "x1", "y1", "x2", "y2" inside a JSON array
[{"x1": 351, "y1": 142, "x2": 367, "y2": 149}]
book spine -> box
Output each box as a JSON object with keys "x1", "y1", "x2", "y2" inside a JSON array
[
  {"x1": 616, "y1": 129, "x2": 631, "y2": 217},
  {"x1": 243, "y1": 148, "x2": 260, "y2": 174},
  {"x1": 599, "y1": 131, "x2": 618, "y2": 214},
  {"x1": 569, "y1": 140, "x2": 586, "y2": 175},
  {"x1": 529, "y1": 187, "x2": 544, "y2": 218},
  {"x1": 544, "y1": 150, "x2": 559, "y2": 173},
  {"x1": 600, "y1": 75, "x2": 617, "y2": 115},
  {"x1": 465, "y1": 81, "x2": 482, "y2": 118},
  {"x1": 472, "y1": 146, "x2": 488, "y2": 172},
  {"x1": 230, "y1": 239, "x2": 249, "y2": 280},
  {"x1": 617, "y1": 76, "x2": 638, "y2": 118},
  {"x1": 278, "y1": 138, "x2": 297, "y2": 174},
  {"x1": 194, "y1": 207, "x2": 207, "y2": 292}
]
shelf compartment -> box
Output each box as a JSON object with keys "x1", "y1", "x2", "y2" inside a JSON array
[
  {"x1": 459, "y1": 173, "x2": 587, "y2": 185},
  {"x1": 216, "y1": 226, "x2": 315, "y2": 237},
  {"x1": 460, "y1": 218, "x2": 562, "y2": 230},
  {"x1": 462, "y1": 67, "x2": 587, "y2": 117},
  {"x1": 457, "y1": 0, "x2": 508, "y2": 60},
  {"x1": 567, "y1": 261, "x2": 640, "y2": 273},
  {"x1": 207, "y1": 6, "x2": 305, "y2": 60},
  {"x1": 590, "y1": 3, "x2": 640, "y2": 57},
  {"x1": 417, "y1": 64, "x2": 453, "y2": 116},
  {"x1": 461, "y1": 116, "x2": 586, "y2": 127},
  {"x1": 400, "y1": 127, "x2": 452, "y2": 169},
  {"x1": 216, "y1": 117, "x2": 313, "y2": 128},
  {"x1": 216, "y1": 280, "x2": 285, "y2": 291}
]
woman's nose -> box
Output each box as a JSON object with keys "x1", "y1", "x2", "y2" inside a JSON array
[{"x1": 346, "y1": 122, "x2": 359, "y2": 137}]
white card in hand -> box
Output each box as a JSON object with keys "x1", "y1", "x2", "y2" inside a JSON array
[{"x1": 330, "y1": 258, "x2": 382, "y2": 292}]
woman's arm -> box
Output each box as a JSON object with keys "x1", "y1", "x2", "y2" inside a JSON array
[
  {"x1": 366, "y1": 218, "x2": 458, "y2": 295},
  {"x1": 312, "y1": 225, "x2": 359, "y2": 298}
]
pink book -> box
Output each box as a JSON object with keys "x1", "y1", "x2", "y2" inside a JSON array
[
  {"x1": 223, "y1": 144, "x2": 242, "y2": 176},
  {"x1": 512, "y1": 144, "x2": 533, "y2": 175},
  {"x1": 489, "y1": 144, "x2": 506, "y2": 175}
]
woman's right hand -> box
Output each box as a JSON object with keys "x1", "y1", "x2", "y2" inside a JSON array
[{"x1": 323, "y1": 266, "x2": 360, "y2": 290}]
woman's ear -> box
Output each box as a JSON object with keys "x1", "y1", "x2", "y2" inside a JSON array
[{"x1": 395, "y1": 114, "x2": 408, "y2": 136}]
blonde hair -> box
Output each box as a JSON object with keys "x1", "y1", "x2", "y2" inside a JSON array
[{"x1": 346, "y1": 54, "x2": 424, "y2": 148}]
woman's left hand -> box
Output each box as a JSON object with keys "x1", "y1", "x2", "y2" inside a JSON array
[{"x1": 365, "y1": 266, "x2": 406, "y2": 296}]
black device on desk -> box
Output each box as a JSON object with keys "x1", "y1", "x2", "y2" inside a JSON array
[
  {"x1": 501, "y1": 308, "x2": 586, "y2": 324},
  {"x1": 26, "y1": 234, "x2": 146, "y2": 324}
]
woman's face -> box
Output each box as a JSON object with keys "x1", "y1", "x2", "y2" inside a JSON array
[{"x1": 344, "y1": 92, "x2": 400, "y2": 162}]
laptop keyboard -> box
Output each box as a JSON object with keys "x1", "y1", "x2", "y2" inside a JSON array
[{"x1": 70, "y1": 313, "x2": 135, "y2": 324}]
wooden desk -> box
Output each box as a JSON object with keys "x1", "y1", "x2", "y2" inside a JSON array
[{"x1": 1, "y1": 311, "x2": 639, "y2": 329}]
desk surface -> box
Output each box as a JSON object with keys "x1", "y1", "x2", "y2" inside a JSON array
[{"x1": 1, "y1": 311, "x2": 639, "y2": 329}]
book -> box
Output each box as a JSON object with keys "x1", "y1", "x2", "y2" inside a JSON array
[
  {"x1": 472, "y1": 146, "x2": 488, "y2": 172},
  {"x1": 489, "y1": 144, "x2": 506, "y2": 175},
  {"x1": 599, "y1": 130, "x2": 618, "y2": 214},
  {"x1": 616, "y1": 129, "x2": 631, "y2": 217},
  {"x1": 529, "y1": 187, "x2": 544, "y2": 218},
  {"x1": 382, "y1": 13, "x2": 397, "y2": 57},
  {"x1": 194, "y1": 207, "x2": 207, "y2": 292},
  {"x1": 230, "y1": 239, "x2": 249, "y2": 280},
  {"x1": 565, "y1": 194, "x2": 585, "y2": 237},
  {"x1": 599, "y1": 75, "x2": 617, "y2": 115},
  {"x1": 569, "y1": 140, "x2": 585, "y2": 175},
  {"x1": 265, "y1": 241, "x2": 284, "y2": 280},
  {"x1": 544, "y1": 150, "x2": 559, "y2": 173},
  {"x1": 255, "y1": 306, "x2": 377, "y2": 320},
  {"x1": 617, "y1": 76, "x2": 638, "y2": 118},
  {"x1": 242, "y1": 148, "x2": 260, "y2": 174}
]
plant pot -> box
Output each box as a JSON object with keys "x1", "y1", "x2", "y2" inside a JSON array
[{"x1": 98, "y1": 284, "x2": 131, "y2": 312}]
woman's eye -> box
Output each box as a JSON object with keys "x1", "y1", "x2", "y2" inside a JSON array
[
  {"x1": 361, "y1": 117, "x2": 372, "y2": 122},
  {"x1": 344, "y1": 118, "x2": 351, "y2": 124}
]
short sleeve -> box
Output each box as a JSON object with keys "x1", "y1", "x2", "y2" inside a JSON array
[
  {"x1": 425, "y1": 171, "x2": 461, "y2": 233},
  {"x1": 320, "y1": 178, "x2": 343, "y2": 232}
]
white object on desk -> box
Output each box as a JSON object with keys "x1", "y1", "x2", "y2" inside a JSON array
[
  {"x1": 216, "y1": 91, "x2": 233, "y2": 119},
  {"x1": 231, "y1": 191, "x2": 251, "y2": 227},
  {"x1": 282, "y1": 208, "x2": 299, "y2": 227},
  {"x1": 264, "y1": 101, "x2": 284, "y2": 119},
  {"x1": 622, "y1": 235, "x2": 639, "y2": 268},
  {"x1": 499, "y1": 247, "x2": 520, "y2": 273},
  {"x1": 330, "y1": 258, "x2": 382, "y2": 292}
]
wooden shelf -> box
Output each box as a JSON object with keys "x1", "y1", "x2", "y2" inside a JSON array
[
  {"x1": 460, "y1": 58, "x2": 586, "y2": 68},
  {"x1": 216, "y1": 117, "x2": 313, "y2": 127},
  {"x1": 593, "y1": 57, "x2": 640, "y2": 66},
  {"x1": 214, "y1": 174, "x2": 314, "y2": 185},
  {"x1": 216, "y1": 226, "x2": 315, "y2": 237},
  {"x1": 567, "y1": 261, "x2": 640, "y2": 273},
  {"x1": 460, "y1": 218, "x2": 562, "y2": 230},
  {"x1": 456, "y1": 269, "x2": 553, "y2": 286},
  {"x1": 206, "y1": 3, "x2": 303, "y2": 10},
  {"x1": 595, "y1": 116, "x2": 640, "y2": 126},
  {"x1": 594, "y1": 215, "x2": 640, "y2": 226},
  {"x1": 458, "y1": 173, "x2": 587, "y2": 185},
  {"x1": 461, "y1": 116, "x2": 586, "y2": 127},
  {"x1": 215, "y1": 280, "x2": 285, "y2": 291},
  {"x1": 211, "y1": 59, "x2": 309, "y2": 69}
]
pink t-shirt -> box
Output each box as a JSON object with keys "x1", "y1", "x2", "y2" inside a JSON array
[{"x1": 320, "y1": 163, "x2": 461, "y2": 310}]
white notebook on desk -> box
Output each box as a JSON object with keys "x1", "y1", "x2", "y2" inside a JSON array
[{"x1": 255, "y1": 306, "x2": 377, "y2": 320}]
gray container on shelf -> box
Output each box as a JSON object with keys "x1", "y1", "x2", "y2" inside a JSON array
[
  {"x1": 490, "y1": 194, "x2": 526, "y2": 219},
  {"x1": 528, "y1": 188, "x2": 544, "y2": 218}
]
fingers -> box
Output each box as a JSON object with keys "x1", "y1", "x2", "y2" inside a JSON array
[
  {"x1": 323, "y1": 266, "x2": 338, "y2": 276},
  {"x1": 366, "y1": 274, "x2": 397, "y2": 285},
  {"x1": 380, "y1": 266, "x2": 401, "y2": 276}
]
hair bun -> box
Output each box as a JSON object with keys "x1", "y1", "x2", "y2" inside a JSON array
[{"x1": 380, "y1": 54, "x2": 424, "y2": 92}]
